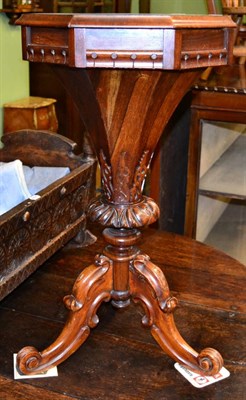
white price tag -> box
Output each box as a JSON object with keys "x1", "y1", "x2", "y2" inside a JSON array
[
  {"x1": 13, "y1": 354, "x2": 58, "y2": 380},
  {"x1": 174, "y1": 362, "x2": 230, "y2": 388}
]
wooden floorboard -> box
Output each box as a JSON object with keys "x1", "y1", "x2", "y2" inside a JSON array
[
  {"x1": 0, "y1": 376, "x2": 73, "y2": 400},
  {"x1": 0, "y1": 226, "x2": 245, "y2": 399}
]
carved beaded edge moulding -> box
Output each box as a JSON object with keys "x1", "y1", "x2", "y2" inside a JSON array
[{"x1": 17, "y1": 13, "x2": 235, "y2": 70}]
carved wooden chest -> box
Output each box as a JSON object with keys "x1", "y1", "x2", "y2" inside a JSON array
[{"x1": 0, "y1": 130, "x2": 96, "y2": 300}]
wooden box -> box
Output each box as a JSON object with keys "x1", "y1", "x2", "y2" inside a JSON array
[
  {"x1": 3, "y1": 96, "x2": 58, "y2": 133},
  {"x1": 0, "y1": 130, "x2": 96, "y2": 300}
]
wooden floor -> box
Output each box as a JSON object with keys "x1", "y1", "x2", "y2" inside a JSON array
[{"x1": 0, "y1": 225, "x2": 245, "y2": 400}]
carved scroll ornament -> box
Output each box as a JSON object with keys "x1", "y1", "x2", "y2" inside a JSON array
[
  {"x1": 90, "y1": 149, "x2": 158, "y2": 228},
  {"x1": 130, "y1": 254, "x2": 223, "y2": 376}
]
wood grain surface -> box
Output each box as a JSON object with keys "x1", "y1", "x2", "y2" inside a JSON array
[{"x1": 0, "y1": 225, "x2": 245, "y2": 399}]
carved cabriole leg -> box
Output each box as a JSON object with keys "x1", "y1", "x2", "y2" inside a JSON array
[
  {"x1": 17, "y1": 255, "x2": 113, "y2": 374},
  {"x1": 130, "y1": 254, "x2": 223, "y2": 376}
]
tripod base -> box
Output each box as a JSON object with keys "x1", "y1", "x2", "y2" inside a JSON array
[{"x1": 17, "y1": 251, "x2": 223, "y2": 377}]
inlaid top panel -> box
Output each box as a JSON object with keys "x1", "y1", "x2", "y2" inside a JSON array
[{"x1": 17, "y1": 13, "x2": 236, "y2": 70}]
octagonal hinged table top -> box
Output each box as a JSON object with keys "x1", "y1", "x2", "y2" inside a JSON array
[{"x1": 17, "y1": 13, "x2": 236, "y2": 70}]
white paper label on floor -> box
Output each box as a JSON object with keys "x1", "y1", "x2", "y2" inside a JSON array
[
  {"x1": 13, "y1": 354, "x2": 58, "y2": 379},
  {"x1": 174, "y1": 362, "x2": 230, "y2": 388}
]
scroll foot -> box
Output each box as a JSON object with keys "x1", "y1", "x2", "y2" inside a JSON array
[
  {"x1": 130, "y1": 254, "x2": 223, "y2": 376},
  {"x1": 17, "y1": 254, "x2": 113, "y2": 375}
]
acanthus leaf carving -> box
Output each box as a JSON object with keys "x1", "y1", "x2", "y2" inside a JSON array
[
  {"x1": 99, "y1": 150, "x2": 114, "y2": 201},
  {"x1": 130, "y1": 150, "x2": 150, "y2": 202},
  {"x1": 114, "y1": 151, "x2": 131, "y2": 202},
  {"x1": 99, "y1": 149, "x2": 152, "y2": 204},
  {"x1": 88, "y1": 195, "x2": 160, "y2": 228}
]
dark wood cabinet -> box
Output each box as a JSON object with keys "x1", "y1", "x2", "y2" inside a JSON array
[
  {"x1": 150, "y1": 94, "x2": 192, "y2": 233},
  {"x1": 30, "y1": 63, "x2": 88, "y2": 154},
  {"x1": 185, "y1": 66, "x2": 246, "y2": 265},
  {"x1": 38, "y1": 0, "x2": 150, "y2": 13},
  {"x1": 38, "y1": 0, "x2": 54, "y2": 12}
]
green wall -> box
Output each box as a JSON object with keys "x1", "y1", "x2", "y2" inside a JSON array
[
  {"x1": 150, "y1": 0, "x2": 206, "y2": 14},
  {"x1": 0, "y1": 0, "x2": 29, "y2": 140},
  {"x1": 132, "y1": 0, "x2": 221, "y2": 13}
]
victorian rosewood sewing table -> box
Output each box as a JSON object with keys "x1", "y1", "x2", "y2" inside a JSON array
[{"x1": 16, "y1": 13, "x2": 235, "y2": 377}]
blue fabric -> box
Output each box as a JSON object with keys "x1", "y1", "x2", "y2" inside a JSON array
[
  {"x1": 0, "y1": 160, "x2": 31, "y2": 215},
  {"x1": 0, "y1": 160, "x2": 70, "y2": 215},
  {"x1": 23, "y1": 165, "x2": 70, "y2": 196}
]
